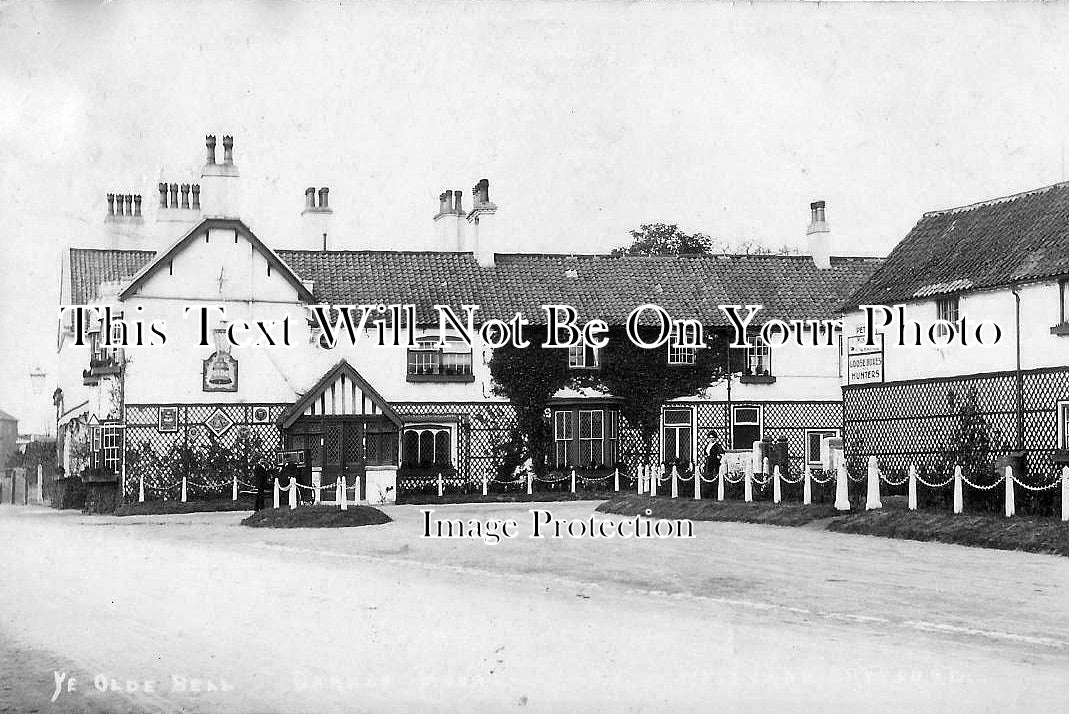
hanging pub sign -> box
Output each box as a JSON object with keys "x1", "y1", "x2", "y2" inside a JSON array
[
  {"x1": 158, "y1": 406, "x2": 178, "y2": 433},
  {"x1": 203, "y1": 351, "x2": 238, "y2": 392},
  {"x1": 847, "y1": 329, "x2": 884, "y2": 385}
]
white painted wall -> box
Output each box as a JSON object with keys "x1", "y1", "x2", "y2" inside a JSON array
[{"x1": 841, "y1": 280, "x2": 1069, "y2": 383}]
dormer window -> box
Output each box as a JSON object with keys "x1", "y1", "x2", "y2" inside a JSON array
[
  {"x1": 568, "y1": 343, "x2": 599, "y2": 369},
  {"x1": 407, "y1": 335, "x2": 474, "y2": 382}
]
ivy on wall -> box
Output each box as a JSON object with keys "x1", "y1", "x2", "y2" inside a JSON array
[{"x1": 488, "y1": 326, "x2": 729, "y2": 471}]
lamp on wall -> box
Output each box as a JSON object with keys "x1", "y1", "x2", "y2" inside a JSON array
[{"x1": 29, "y1": 365, "x2": 46, "y2": 395}]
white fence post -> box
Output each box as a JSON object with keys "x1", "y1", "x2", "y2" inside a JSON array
[
  {"x1": 139, "y1": 473, "x2": 146, "y2": 503},
  {"x1": 232, "y1": 473, "x2": 238, "y2": 502},
  {"x1": 273, "y1": 477, "x2": 280, "y2": 509},
  {"x1": 1004, "y1": 465, "x2": 1015, "y2": 518},
  {"x1": 181, "y1": 475, "x2": 188, "y2": 503},
  {"x1": 570, "y1": 469, "x2": 576, "y2": 494},
  {"x1": 716, "y1": 462, "x2": 725, "y2": 501},
  {"x1": 694, "y1": 465, "x2": 701, "y2": 501},
  {"x1": 952, "y1": 465, "x2": 963, "y2": 515},
  {"x1": 338, "y1": 477, "x2": 348, "y2": 511},
  {"x1": 288, "y1": 477, "x2": 297, "y2": 509},
  {"x1": 1062, "y1": 466, "x2": 1069, "y2": 523},
  {"x1": 773, "y1": 464, "x2": 782, "y2": 504},
  {"x1": 614, "y1": 467, "x2": 620, "y2": 493},
  {"x1": 671, "y1": 465, "x2": 679, "y2": 499},
  {"x1": 527, "y1": 469, "x2": 533, "y2": 495},
  {"x1": 437, "y1": 471, "x2": 444, "y2": 498},
  {"x1": 636, "y1": 464, "x2": 643, "y2": 495},
  {"x1": 482, "y1": 472, "x2": 488, "y2": 497},
  {"x1": 651, "y1": 466, "x2": 658, "y2": 497},
  {"x1": 802, "y1": 466, "x2": 812, "y2": 505},
  {"x1": 865, "y1": 455, "x2": 882, "y2": 510},
  {"x1": 907, "y1": 464, "x2": 918, "y2": 511},
  {"x1": 313, "y1": 471, "x2": 322, "y2": 505},
  {"x1": 36, "y1": 465, "x2": 43, "y2": 503},
  {"x1": 744, "y1": 469, "x2": 753, "y2": 503},
  {"x1": 834, "y1": 461, "x2": 849, "y2": 511}
]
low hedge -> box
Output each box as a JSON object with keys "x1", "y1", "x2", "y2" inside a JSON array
[{"x1": 241, "y1": 505, "x2": 391, "y2": 528}]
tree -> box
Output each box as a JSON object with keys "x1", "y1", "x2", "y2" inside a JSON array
[
  {"x1": 610, "y1": 223, "x2": 725, "y2": 256},
  {"x1": 734, "y1": 239, "x2": 801, "y2": 256}
]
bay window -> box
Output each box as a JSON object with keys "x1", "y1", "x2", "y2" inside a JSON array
[
  {"x1": 553, "y1": 408, "x2": 618, "y2": 468},
  {"x1": 407, "y1": 336, "x2": 474, "y2": 381}
]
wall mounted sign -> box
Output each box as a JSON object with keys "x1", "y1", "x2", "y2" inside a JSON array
[
  {"x1": 251, "y1": 406, "x2": 271, "y2": 424},
  {"x1": 205, "y1": 408, "x2": 235, "y2": 438},
  {"x1": 158, "y1": 406, "x2": 178, "y2": 433},
  {"x1": 203, "y1": 351, "x2": 238, "y2": 392},
  {"x1": 847, "y1": 333, "x2": 884, "y2": 385}
]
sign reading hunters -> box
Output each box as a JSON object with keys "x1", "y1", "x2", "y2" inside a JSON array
[{"x1": 847, "y1": 330, "x2": 884, "y2": 385}]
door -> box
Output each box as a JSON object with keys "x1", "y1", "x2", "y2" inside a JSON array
[
  {"x1": 662, "y1": 408, "x2": 694, "y2": 470},
  {"x1": 322, "y1": 420, "x2": 366, "y2": 502}
]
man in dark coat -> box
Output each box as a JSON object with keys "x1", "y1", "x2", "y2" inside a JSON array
[{"x1": 253, "y1": 464, "x2": 270, "y2": 511}]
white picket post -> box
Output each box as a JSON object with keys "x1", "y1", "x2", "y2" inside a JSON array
[
  {"x1": 952, "y1": 465, "x2": 963, "y2": 514},
  {"x1": 614, "y1": 467, "x2": 620, "y2": 492},
  {"x1": 1062, "y1": 467, "x2": 1069, "y2": 523},
  {"x1": 482, "y1": 472, "x2": 488, "y2": 497},
  {"x1": 907, "y1": 464, "x2": 918, "y2": 511},
  {"x1": 1004, "y1": 465, "x2": 1015, "y2": 518},
  {"x1": 763, "y1": 456, "x2": 770, "y2": 478},
  {"x1": 773, "y1": 465, "x2": 782, "y2": 504},
  {"x1": 138, "y1": 473, "x2": 145, "y2": 503},
  {"x1": 834, "y1": 462, "x2": 850, "y2": 511},
  {"x1": 36, "y1": 465, "x2": 43, "y2": 503},
  {"x1": 437, "y1": 471, "x2": 444, "y2": 498},
  {"x1": 865, "y1": 455, "x2": 882, "y2": 510},
  {"x1": 651, "y1": 466, "x2": 658, "y2": 497},
  {"x1": 671, "y1": 465, "x2": 679, "y2": 499},
  {"x1": 744, "y1": 469, "x2": 753, "y2": 503},
  {"x1": 288, "y1": 477, "x2": 297, "y2": 509},
  {"x1": 802, "y1": 466, "x2": 812, "y2": 505},
  {"x1": 527, "y1": 469, "x2": 533, "y2": 495},
  {"x1": 570, "y1": 469, "x2": 576, "y2": 494},
  {"x1": 232, "y1": 473, "x2": 238, "y2": 501},
  {"x1": 181, "y1": 475, "x2": 188, "y2": 503},
  {"x1": 717, "y1": 461, "x2": 725, "y2": 501},
  {"x1": 694, "y1": 465, "x2": 701, "y2": 500},
  {"x1": 338, "y1": 477, "x2": 348, "y2": 511},
  {"x1": 273, "y1": 477, "x2": 280, "y2": 509}
]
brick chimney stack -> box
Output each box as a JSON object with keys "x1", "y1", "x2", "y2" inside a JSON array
[
  {"x1": 806, "y1": 200, "x2": 832, "y2": 270},
  {"x1": 466, "y1": 178, "x2": 497, "y2": 267},
  {"x1": 434, "y1": 188, "x2": 466, "y2": 251},
  {"x1": 301, "y1": 186, "x2": 334, "y2": 251}
]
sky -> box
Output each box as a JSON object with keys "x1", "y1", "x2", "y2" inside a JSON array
[{"x1": 2, "y1": 0, "x2": 1069, "y2": 433}]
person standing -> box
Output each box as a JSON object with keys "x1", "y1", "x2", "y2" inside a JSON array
[
  {"x1": 704, "y1": 430, "x2": 725, "y2": 480},
  {"x1": 253, "y1": 463, "x2": 270, "y2": 511}
]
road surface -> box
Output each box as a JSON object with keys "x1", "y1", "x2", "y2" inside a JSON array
[{"x1": 1, "y1": 502, "x2": 1067, "y2": 713}]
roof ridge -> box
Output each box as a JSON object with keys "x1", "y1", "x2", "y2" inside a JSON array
[
  {"x1": 923, "y1": 180, "x2": 1069, "y2": 217},
  {"x1": 70, "y1": 247, "x2": 156, "y2": 254}
]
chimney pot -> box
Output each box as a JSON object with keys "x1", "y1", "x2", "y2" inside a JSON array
[
  {"x1": 439, "y1": 191, "x2": 451, "y2": 215},
  {"x1": 221, "y1": 135, "x2": 234, "y2": 165},
  {"x1": 170, "y1": 183, "x2": 179, "y2": 208},
  {"x1": 318, "y1": 187, "x2": 329, "y2": 210},
  {"x1": 124, "y1": 194, "x2": 133, "y2": 216},
  {"x1": 158, "y1": 183, "x2": 168, "y2": 208},
  {"x1": 454, "y1": 189, "x2": 464, "y2": 214},
  {"x1": 180, "y1": 184, "x2": 190, "y2": 209},
  {"x1": 304, "y1": 187, "x2": 316, "y2": 210},
  {"x1": 107, "y1": 193, "x2": 115, "y2": 216},
  {"x1": 133, "y1": 194, "x2": 142, "y2": 217},
  {"x1": 205, "y1": 135, "x2": 217, "y2": 165},
  {"x1": 473, "y1": 178, "x2": 490, "y2": 206},
  {"x1": 191, "y1": 184, "x2": 201, "y2": 210}
]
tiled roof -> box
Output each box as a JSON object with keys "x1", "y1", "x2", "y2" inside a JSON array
[
  {"x1": 70, "y1": 248, "x2": 156, "y2": 304},
  {"x1": 0, "y1": 408, "x2": 17, "y2": 422},
  {"x1": 69, "y1": 245, "x2": 882, "y2": 325},
  {"x1": 845, "y1": 182, "x2": 1069, "y2": 308}
]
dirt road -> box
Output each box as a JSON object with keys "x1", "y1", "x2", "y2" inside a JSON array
[{"x1": 1, "y1": 503, "x2": 1066, "y2": 713}]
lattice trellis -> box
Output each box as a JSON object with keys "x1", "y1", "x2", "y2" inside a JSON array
[
  {"x1": 123, "y1": 403, "x2": 284, "y2": 501},
  {"x1": 843, "y1": 369, "x2": 1068, "y2": 479}
]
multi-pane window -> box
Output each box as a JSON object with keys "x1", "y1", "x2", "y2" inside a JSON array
[
  {"x1": 936, "y1": 297, "x2": 960, "y2": 338},
  {"x1": 403, "y1": 426, "x2": 452, "y2": 468},
  {"x1": 407, "y1": 336, "x2": 473, "y2": 378},
  {"x1": 568, "y1": 344, "x2": 599, "y2": 369},
  {"x1": 667, "y1": 324, "x2": 698, "y2": 365},
  {"x1": 662, "y1": 408, "x2": 693, "y2": 466},
  {"x1": 745, "y1": 341, "x2": 772, "y2": 376},
  {"x1": 805, "y1": 429, "x2": 840, "y2": 465},
  {"x1": 553, "y1": 408, "x2": 618, "y2": 468},
  {"x1": 554, "y1": 411, "x2": 575, "y2": 467},
  {"x1": 1059, "y1": 401, "x2": 1069, "y2": 450},
  {"x1": 1060, "y1": 279, "x2": 1069, "y2": 325},
  {"x1": 578, "y1": 410, "x2": 604, "y2": 466},
  {"x1": 364, "y1": 424, "x2": 398, "y2": 466},
  {"x1": 91, "y1": 424, "x2": 123, "y2": 473},
  {"x1": 731, "y1": 405, "x2": 761, "y2": 450}
]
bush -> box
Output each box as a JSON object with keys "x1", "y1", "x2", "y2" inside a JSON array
[{"x1": 241, "y1": 505, "x2": 391, "y2": 528}]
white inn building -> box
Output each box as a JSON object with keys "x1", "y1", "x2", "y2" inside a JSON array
[{"x1": 54, "y1": 136, "x2": 881, "y2": 504}]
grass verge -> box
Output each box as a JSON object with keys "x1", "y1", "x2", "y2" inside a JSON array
[
  {"x1": 597, "y1": 495, "x2": 839, "y2": 526},
  {"x1": 241, "y1": 505, "x2": 391, "y2": 528},
  {"x1": 599, "y1": 494, "x2": 1069, "y2": 556},
  {"x1": 114, "y1": 498, "x2": 257, "y2": 516},
  {"x1": 399, "y1": 491, "x2": 618, "y2": 505}
]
